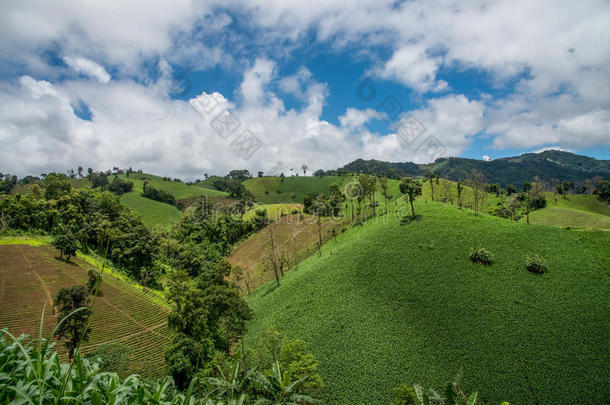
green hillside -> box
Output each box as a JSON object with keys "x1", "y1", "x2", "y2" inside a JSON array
[
  {"x1": 112, "y1": 173, "x2": 228, "y2": 228},
  {"x1": 244, "y1": 202, "x2": 609, "y2": 404},
  {"x1": 243, "y1": 175, "x2": 353, "y2": 203},
  {"x1": 525, "y1": 192, "x2": 610, "y2": 229}
]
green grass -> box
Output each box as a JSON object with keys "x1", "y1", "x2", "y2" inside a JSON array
[
  {"x1": 525, "y1": 192, "x2": 610, "y2": 228},
  {"x1": 244, "y1": 176, "x2": 353, "y2": 203},
  {"x1": 113, "y1": 173, "x2": 228, "y2": 228},
  {"x1": 119, "y1": 192, "x2": 182, "y2": 228},
  {"x1": 115, "y1": 173, "x2": 228, "y2": 199},
  {"x1": 242, "y1": 203, "x2": 303, "y2": 221},
  {"x1": 245, "y1": 201, "x2": 609, "y2": 404}
]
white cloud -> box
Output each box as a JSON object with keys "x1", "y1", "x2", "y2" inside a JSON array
[
  {"x1": 63, "y1": 57, "x2": 111, "y2": 83},
  {"x1": 483, "y1": 155, "x2": 491, "y2": 161},
  {"x1": 338, "y1": 108, "x2": 384, "y2": 130}
]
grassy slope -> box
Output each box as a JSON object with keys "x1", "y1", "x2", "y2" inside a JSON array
[
  {"x1": 526, "y1": 192, "x2": 610, "y2": 228},
  {"x1": 113, "y1": 173, "x2": 228, "y2": 228},
  {"x1": 244, "y1": 176, "x2": 352, "y2": 204},
  {"x1": 245, "y1": 201, "x2": 609, "y2": 404}
]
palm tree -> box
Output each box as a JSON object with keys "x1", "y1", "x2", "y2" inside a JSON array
[{"x1": 253, "y1": 361, "x2": 319, "y2": 404}]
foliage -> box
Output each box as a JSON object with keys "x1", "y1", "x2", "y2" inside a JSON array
[
  {"x1": 0, "y1": 331, "x2": 205, "y2": 404},
  {"x1": 107, "y1": 176, "x2": 134, "y2": 195},
  {"x1": 525, "y1": 255, "x2": 548, "y2": 274},
  {"x1": 86, "y1": 343, "x2": 131, "y2": 373},
  {"x1": 469, "y1": 247, "x2": 494, "y2": 265},
  {"x1": 142, "y1": 182, "x2": 176, "y2": 205},
  {"x1": 245, "y1": 202, "x2": 610, "y2": 404},
  {"x1": 52, "y1": 232, "x2": 79, "y2": 261},
  {"x1": 594, "y1": 179, "x2": 610, "y2": 203},
  {"x1": 43, "y1": 173, "x2": 72, "y2": 200},
  {"x1": 337, "y1": 151, "x2": 610, "y2": 186},
  {"x1": 166, "y1": 264, "x2": 253, "y2": 389},
  {"x1": 399, "y1": 177, "x2": 422, "y2": 218},
  {"x1": 391, "y1": 384, "x2": 417, "y2": 405},
  {"x1": 54, "y1": 285, "x2": 91, "y2": 359}
]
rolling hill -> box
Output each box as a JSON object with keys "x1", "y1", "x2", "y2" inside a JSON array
[
  {"x1": 525, "y1": 192, "x2": 610, "y2": 229},
  {"x1": 338, "y1": 150, "x2": 610, "y2": 186},
  {"x1": 0, "y1": 241, "x2": 170, "y2": 377},
  {"x1": 244, "y1": 200, "x2": 610, "y2": 404}
]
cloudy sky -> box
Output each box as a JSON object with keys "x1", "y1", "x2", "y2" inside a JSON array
[{"x1": 1, "y1": 0, "x2": 609, "y2": 179}]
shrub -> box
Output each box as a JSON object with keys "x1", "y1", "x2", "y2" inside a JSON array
[
  {"x1": 86, "y1": 343, "x2": 131, "y2": 373},
  {"x1": 525, "y1": 255, "x2": 548, "y2": 274},
  {"x1": 469, "y1": 247, "x2": 494, "y2": 265}
]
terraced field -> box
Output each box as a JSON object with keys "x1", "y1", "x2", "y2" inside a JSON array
[{"x1": 0, "y1": 244, "x2": 169, "y2": 377}]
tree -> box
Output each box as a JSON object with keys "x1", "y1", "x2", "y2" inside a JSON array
[
  {"x1": 456, "y1": 181, "x2": 464, "y2": 209},
  {"x1": 77, "y1": 166, "x2": 84, "y2": 178},
  {"x1": 399, "y1": 178, "x2": 422, "y2": 219},
  {"x1": 52, "y1": 233, "x2": 79, "y2": 262},
  {"x1": 594, "y1": 179, "x2": 610, "y2": 203},
  {"x1": 465, "y1": 169, "x2": 486, "y2": 215},
  {"x1": 253, "y1": 361, "x2": 319, "y2": 404},
  {"x1": 279, "y1": 173, "x2": 285, "y2": 183},
  {"x1": 425, "y1": 172, "x2": 439, "y2": 201},
  {"x1": 505, "y1": 184, "x2": 517, "y2": 196},
  {"x1": 258, "y1": 171, "x2": 264, "y2": 178},
  {"x1": 54, "y1": 286, "x2": 91, "y2": 361},
  {"x1": 379, "y1": 177, "x2": 389, "y2": 214},
  {"x1": 328, "y1": 183, "x2": 345, "y2": 216},
  {"x1": 561, "y1": 181, "x2": 573, "y2": 198},
  {"x1": 302, "y1": 164, "x2": 308, "y2": 176},
  {"x1": 43, "y1": 173, "x2": 72, "y2": 200},
  {"x1": 522, "y1": 181, "x2": 545, "y2": 224},
  {"x1": 227, "y1": 169, "x2": 251, "y2": 182}
]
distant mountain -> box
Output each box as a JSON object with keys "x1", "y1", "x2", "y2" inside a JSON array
[{"x1": 337, "y1": 151, "x2": 610, "y2": 186}]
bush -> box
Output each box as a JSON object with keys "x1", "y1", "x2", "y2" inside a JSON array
[
  {"x1": 86, "y1": 343, "x2": 131, "y2": 373},
  {"x1": 141, "y1": 183, "x2": 175, "y2": 205},
  {"x1": 469, "y1": 247, "x2": 494, "y2": 265},
  {"x1": 526, "y1": 255, "x2": 548, "y2": 274}
]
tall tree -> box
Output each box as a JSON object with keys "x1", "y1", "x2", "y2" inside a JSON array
[
  {"x1": 465, "y1": 169, "x2": 486, "y2": 215},
  {"x1": 379, "y1": 177, "x2": 389, "y2": 214},
  {"x1": 399, "y1": 177, "x2": 422, "y2": 219},
  {"x1": 54, "y1": 286, "x2": 91, "y2": 361}
]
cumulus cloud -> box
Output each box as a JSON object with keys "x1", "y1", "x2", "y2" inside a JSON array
[
  {"x1": 1, "y1": 0, "x2": 609, "y2": 178},
  {"x1": 63, "y1": 57, "x2": 111, "y2": 83}
]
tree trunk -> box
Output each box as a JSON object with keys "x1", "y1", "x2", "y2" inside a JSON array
[
  {"x1": 526, "y1": 202, "x2": 530, "y2": 224},
  {"x1": 317, "y1": 215, "x2": 322, "y2": 257},
  {"x1": 410, "y1": 198, "x2": 416, "y2": 219}
]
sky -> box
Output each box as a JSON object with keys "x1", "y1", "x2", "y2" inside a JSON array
[{"x1": 1, "y1": 0, "x2": 609, "y2": 179}]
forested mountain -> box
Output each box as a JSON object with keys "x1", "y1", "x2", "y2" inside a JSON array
[{"x1": 336, "y1": 150, "x2": 610, "y2": 185}]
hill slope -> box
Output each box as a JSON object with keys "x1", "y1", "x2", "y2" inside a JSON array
[
  {"x1": 0, "y1": 243, "x2": 170, "y2": 377},
  {"x1": 244, "y1": 202, "x2": 609, "y2": 404},
  {"x1": 338, "y1": 150, "x2": 610, "y2": 185},
  {"x1": 525, "y1": 192, "x2": 610, "y2": 228}
]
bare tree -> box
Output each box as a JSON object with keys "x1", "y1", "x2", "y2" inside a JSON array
[{"x1": 465, "y1": 169, "x2": 486, "y2": 215}]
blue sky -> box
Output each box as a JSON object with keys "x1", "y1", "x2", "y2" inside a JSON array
[{"x1": 1, "y1": 1, "x2": 609, "y2": 178}]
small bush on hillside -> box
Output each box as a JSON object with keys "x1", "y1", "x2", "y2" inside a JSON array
[
  {"x1": 469, "y1": 247, "x2": 494, "y2": 265},
  {"x1": 86, "y1": 343, "x2": 131, "y2": 373},
  {"x1": 525, "y1": 255, "x2": 548, "y2": 274}
]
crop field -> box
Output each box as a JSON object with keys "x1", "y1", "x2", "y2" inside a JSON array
[
  {"x1": 0, "y1": 244, "x2": 170, "y2": 377},
  {"x1": 229, "y1": 213, "x2": 351, "y2": 292},
  {"x1": 245, "y1": 201, "x2": 610, "y2": 404}
]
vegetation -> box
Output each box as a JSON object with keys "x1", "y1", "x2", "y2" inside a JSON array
[
  {"x1": 469, "y1": 247, "x2": 494, "y2": 265},
  {"x1": 54, "y1": 286, "x2": 91, "y2": 360},
  {"x1": 245, "y1": 202, "x2": 609, "y2": 403},
  {"x1": 525, "y1": 255, "x2": 548, "y2": 274},
  {"x1": 141, "y1": 182, "x2": 176, "y2": 205},
  {"x1": 337, "y1": 150, "x2": 610, "y2": 186}
]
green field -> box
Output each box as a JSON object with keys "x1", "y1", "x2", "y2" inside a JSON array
[
  {"x1": 244, "y1": 201, "x2": 609, "y2": 404},
  {"x1": 119, "y1": 192, "x2": 182, "y2": 228},
  {"x1": 526, "y1": 192, "x2": 610, "y2": 228},
  {"x1": 244, "y1": 176, "x2": 354, "y2": 203},
  {"x1": 113, "y1": 173, "x2": 228, "y2": 228}
]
